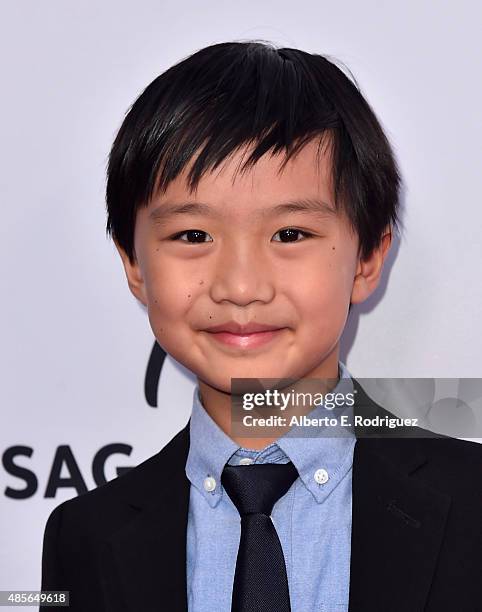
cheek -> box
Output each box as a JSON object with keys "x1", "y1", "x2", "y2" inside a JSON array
[
  {"x1": 292, "y1": 257, "x2": 354, "y2": 329},
  {"x1": 142, "y1": 260, "x2": 199, "y2": 334},
  {"x1": 144, "y1": 282, "x2": 196, "y2": 360}
]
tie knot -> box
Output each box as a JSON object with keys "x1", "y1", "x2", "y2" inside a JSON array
[{"x1": 221, "y1": 461, "x2": 298, "y2": 516}]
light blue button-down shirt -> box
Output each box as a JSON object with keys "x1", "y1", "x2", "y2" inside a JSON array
[{"x1": 185, "y1": 362, "x2": 356, "y2": 612}]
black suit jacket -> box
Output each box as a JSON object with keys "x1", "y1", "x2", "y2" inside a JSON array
[{"x1": 40, "y1": 379, "x2": 482, "y2": 611}]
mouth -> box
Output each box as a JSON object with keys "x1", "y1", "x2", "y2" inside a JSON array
[{"x1": 203, "y1": 328, "x2": 286, "y2": 349}]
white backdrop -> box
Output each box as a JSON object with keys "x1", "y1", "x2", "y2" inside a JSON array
[{"x1": 1, "y1": 0, "x2": 481, "y2": 602}]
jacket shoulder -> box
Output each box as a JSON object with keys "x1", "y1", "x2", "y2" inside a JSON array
[
  {"x1": 417, "y1": 436, "x2": 482, "y2": 488},
  {"x1": 40, "y1": 422, "x2": 190, "y2": 603},
  {"x1": 43, "y1": 421, "x2": 190, "y2": 545}
]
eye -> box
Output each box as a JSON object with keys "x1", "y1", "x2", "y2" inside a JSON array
[
  {"x1": 170, "y1": 229, "x2": 213, "y2": 243},
  {"x1": 272, "y1": 228, "x2": 314, "y2": 243},
  {"x1": 169, "y1": 228, "x2": 314, "y2": 243}
]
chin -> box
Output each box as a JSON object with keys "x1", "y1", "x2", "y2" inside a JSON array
[{"x1": 219, "y1": 367, "x2": 291, "y2": 388}]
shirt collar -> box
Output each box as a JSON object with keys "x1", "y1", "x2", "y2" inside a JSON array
[
  {"x1": 185, "y1": 386, "x2": 239, "y2": 508},
  {"x1": 185, "y1": 361, "x2": 356, "y2": 507}
]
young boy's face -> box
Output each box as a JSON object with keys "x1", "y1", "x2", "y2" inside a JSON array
[{"x1": 116, "y1": 139, "x2": 389, "y2": 395}]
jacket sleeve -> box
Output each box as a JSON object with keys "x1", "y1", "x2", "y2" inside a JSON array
[{"x1": 39, "y1": 503, "x2": 68, "y2": 610}]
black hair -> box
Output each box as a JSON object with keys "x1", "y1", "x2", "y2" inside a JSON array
[{"x1": 106, "y1": 40, "x2": 401, "y2": 264}]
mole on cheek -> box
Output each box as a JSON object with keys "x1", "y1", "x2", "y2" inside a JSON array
[
  {"x1": 187, "y1": 294, "x2": 191, "y2": 298},
  {"x1": 332, "y1": 246, "x2": 336, "y2": 251}
]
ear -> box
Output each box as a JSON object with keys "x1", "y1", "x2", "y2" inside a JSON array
[
  {"x1": 114, "y1": 239, "x2": 148, "y2": 307},
  {"x1": 350, "y1": 228, "x2": 392, "y2": 304}
]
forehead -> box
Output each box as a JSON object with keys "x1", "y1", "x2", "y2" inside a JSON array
[{"x1": 145, "y1": 139, "x2": 336, "y2": 220}]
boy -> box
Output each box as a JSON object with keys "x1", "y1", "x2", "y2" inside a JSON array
[{"x1": 40, "y1": 41, "x2": 482, "y2": 611}]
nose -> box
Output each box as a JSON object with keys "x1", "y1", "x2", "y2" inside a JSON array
[{"x1": 209, "y1": 242, "x2": 275, "y2": 306}]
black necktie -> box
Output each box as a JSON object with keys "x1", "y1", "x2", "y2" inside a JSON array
[{"x1": 221, "y1": 461, "x2": 299, "y2": 612}]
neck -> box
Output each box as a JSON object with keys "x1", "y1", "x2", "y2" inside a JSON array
[{"x1": 197, "y1": 348, "x2": 341, "y2": 450}]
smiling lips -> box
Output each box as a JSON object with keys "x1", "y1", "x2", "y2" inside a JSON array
[{"x1": 203, "y1": 321, "x2": 286, "y2": 349}]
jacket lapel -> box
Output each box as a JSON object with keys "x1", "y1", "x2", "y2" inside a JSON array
[
  {"x1": 103, "y1": 422, "x2": 191, "y2": 612},
  {"x1": 349, "y1": 380, "x2": 451, "y2": 611}
]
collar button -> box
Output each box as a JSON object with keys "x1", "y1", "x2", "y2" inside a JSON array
[
  {"x1": 239, "y1": 457, "x2": 254, "y2": 465},
  {"x1": 203, "y1": 476, "x2": 217, "y2": 492},
  {"x1": 314, "y1": 468, "x2": 329, "y2": 485}
]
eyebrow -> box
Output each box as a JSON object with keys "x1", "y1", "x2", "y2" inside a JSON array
[{"x1": 148, "y1": 198, "x2": 336, "y2": 223}]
